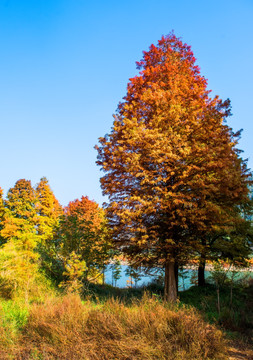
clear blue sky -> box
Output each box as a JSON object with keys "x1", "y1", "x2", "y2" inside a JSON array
[{"x1": 1, "y1": 0, "x2": 253, "y2": 206}]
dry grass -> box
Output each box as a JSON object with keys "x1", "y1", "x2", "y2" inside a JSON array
[
  {"x1": 0, "y1": 318, "x2": 15, "y2": 360},
  {"x1": 11, "y1": 293, "x2": 227, "y2": 360}
]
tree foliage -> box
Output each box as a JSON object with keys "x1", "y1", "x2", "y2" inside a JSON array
[
  {"x1": 0, "y1": 240, "x2": 39, "y2": 300},
  {"x1": 111, "y1": 259, "x2": 122, "y2": 287},
  {"x1": 0, "y1": 178, "x2": 111, "y2": 293},
  {"x1": 0, "y1": 179, "x2": 64, "y2": 297},
  {"x1": 60, "y1": 196, "x2": 111, "y2": 282},
  {"x1": 96, "y1": 33, "x2": 252, "y2": 301},
  {"x1": 35, "y1": 177, "x2": 64, "y2": 281},
  {"x1": 197, "y1": 192, "x2": 253, "y2": 286},
  {"x1": 36, "y1": 177, "x2": 63, "y2": 245},
  {"x1": 0, "y1": 180, "x2": 41, "y2": 300},
  {"x1": 59, "y1": 251, "x2": 87, "y2": 293},
  {"x1": 1, "y1": 179, "x2": 39, "y2": 254}
]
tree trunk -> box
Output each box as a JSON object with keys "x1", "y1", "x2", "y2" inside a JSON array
[
  {"x1": 230, "y1": 284, "x2": 233, "y2": 308},
  {"x1": 198, "y1": 255, "x2": 206, "y2": 286},
  {"x1": 198, "y1": 239, "x2": 206, "y2": 287},
  {"x1": 164, "y1": 260, "x2": 177, "y2": 302},
  {"x1": 217, "y1": 287, "x2": 220, "y2": 315},
  {"x1": 174, "y1": 261, "x2": 178, "y2": 296},
  {"x1": 102, "y1": 266, "x2": 105, "y2": 285}
]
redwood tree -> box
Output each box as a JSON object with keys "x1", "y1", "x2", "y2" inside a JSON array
[{"x1": 96, "y1": 34, "x2": 251, "y2": 301}]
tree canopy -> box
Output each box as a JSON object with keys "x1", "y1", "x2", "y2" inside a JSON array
[
  {"x1": 36, "y1": 177, "x2": 63, "y2": 244},
  {"x1": 96, "y1": 33, "x2": 252, "y2": 301},
  {"x1": 1, "y1": 179, "x2": 39, "y2": 253},
  {"x1": 0, "y1": 178, "x2": 112, "y2": 296},
  {"x1": 60, "y1": 196, "x2": 111, "y2": 282}
]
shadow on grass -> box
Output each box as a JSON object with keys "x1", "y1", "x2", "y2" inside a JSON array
[{"x1": 84, "y1": 280, "x2": 253, "y2": 344}]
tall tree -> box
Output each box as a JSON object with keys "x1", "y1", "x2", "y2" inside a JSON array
[
  {"x1": 197, "y1": 185, "x2": 253, "y2": 286},
  {"x1": 60, "y1": 196, "x2": 110, "y2": 282},
  {"x1": 197, "y1": 217, "x2": 253, "y2": 287},
  {"x1": 96, "y1": 33, "x2": 251, "y2": 301},
  {"x1": 36, "y1": 177, "x2": 63, "y2": 244},
  {"x1": 35, "y1": 177, "x2": 63, "y2": 280},
  {"x1": 1, "y1": 179, "x2": 39, "y2": 253},
  {"x1": 0, "y1": 180, "x2": 40, "y2": 299}
]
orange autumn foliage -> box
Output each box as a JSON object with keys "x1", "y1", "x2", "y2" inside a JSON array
[
  {"x1": 96, "y1": 33, "x2": 252, "y2": 300},
  {"x1": 60, "y1": 196, "x2": 110, "y2": 281}
]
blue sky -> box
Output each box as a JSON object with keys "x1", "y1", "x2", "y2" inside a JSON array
[{"x1": 1, "y1": 0, "x2": 253, "y2": 206}]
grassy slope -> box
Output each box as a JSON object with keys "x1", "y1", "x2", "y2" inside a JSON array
[
  {"x1": 0, "y1": 282, "x2": 252, "y2": 360},
  {"x1": 0, "y1": 293, "x2": 226, "y2": 360}
]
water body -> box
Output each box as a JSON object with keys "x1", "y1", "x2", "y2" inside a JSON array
[
  {"x1": 105, "y1": 265, "x2": 204, "y2": 291},
  {"x1": 105, "y1": 265, "x2": 253, "y2": 291}
]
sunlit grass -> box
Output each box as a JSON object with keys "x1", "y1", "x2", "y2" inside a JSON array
[
  {"x1": 2, "y1": 279, "x2": 252, "y2": 359},
  {"x1": 1, "y1": 293, "x2": 226, "y2": 360}
]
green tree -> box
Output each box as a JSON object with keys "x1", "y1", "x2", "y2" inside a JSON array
[
  {"x1": 96, "y1": 34, "x2": 251, "y2": 301},
  {"x1": 111, "y1": 259, "x2": 122, "y2": 287},
  {"x1": 197, "y1": 198, "x2": 253, "y2": 286}
]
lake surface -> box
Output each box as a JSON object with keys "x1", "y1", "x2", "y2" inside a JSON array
[
  {"x1": 104, "y1": 265, "x2": 205, "y2": 291},
  {"x1": 104, "y1": 264, "x2": 253, "y2": 291}
]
